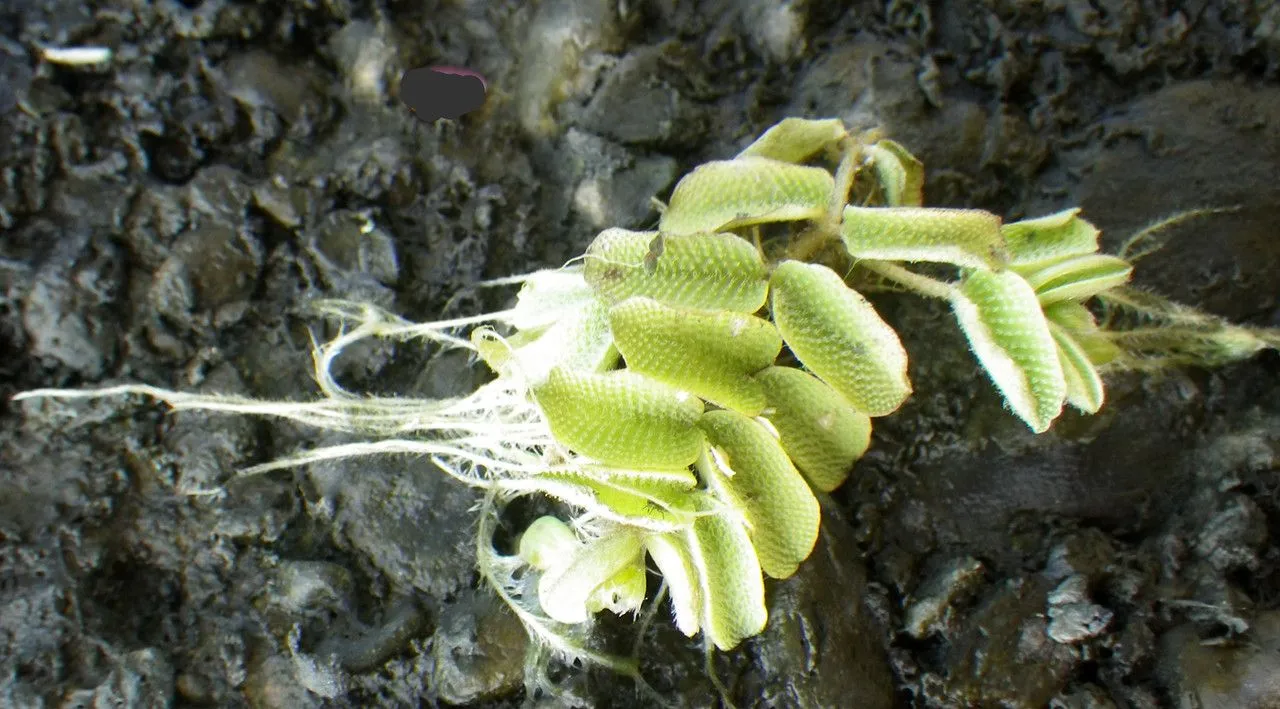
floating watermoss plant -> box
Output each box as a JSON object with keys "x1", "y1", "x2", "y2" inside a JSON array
[{"x1": 16, "y1": 117, "x2": 1280, "y2": 707}]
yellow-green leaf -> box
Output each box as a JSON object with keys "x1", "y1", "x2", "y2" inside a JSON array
[
  {"x1": 660, "y1": 157, "x2": 834, "y2": 235},
  {"x1": 583, "y1": 228, "x2": 768, "y2": 312},
  {"x1": 586, "y1": 561, "x2": 648, "y2": 617},
  {"x1": 518, "y1": 516, "x2": 580, "y2": 572},
  {"x1": 644, "y1": 533, "x2": 702, "y2": 637},
  {"x1": 538, "y1": 529, "x2": 645, "y2": 624},
  {"x1": 536, "y1": 465, "x2": 697, "y2": 524},
  {"x1": 755, "y1": 366, "x2": 871, "y2": 492},
  {"x1": 735, "y1": 117, "x2": 846, "y2": 164},
  {"x1": 840, "y1": 206, "x2": 1006, "y2": 269},
  {"x1": 1002, "y1": 208, "x2": 1101, "y2": 269},
  {"x1": 684, "y1": 504, "x2": 767, "y2": 651},
  {"x1": 1017, "y1": 254, "x2": 1133, "y2": 306},
  {"x1": 950, "y1": 270, "x2": 1067, "y2": 432},
  {"x1": 1043, "y1": 301, "x2": 1124, "y2": 367},
  {"x1": 608, "y1": 297, "x2": 782, "y2": 415},
  {"x1": 1050, "y1": 323, "x2": 1106, "y2": 414},
  {"x1": 533, "y1": 367, "x2": 705, "y2": 469},
  {"x1": 866, "y1": 139, "x2": 924, "y2": 207},
  {"x1": 769, "y1": 260, "x2": 912, "y2": 416},
  {"x1": 697, "y1": 410, "x2": 820, "y2": 579}
]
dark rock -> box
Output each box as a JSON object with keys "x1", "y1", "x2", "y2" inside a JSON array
[
  {"x1": 431, "y1": 590, "x2": 528, "y2": 705},
  {"x1": 1159, "y1": 612, "x2": 1280, "y2": 709},
  {"x1": 741, "y1": 500, "x2": 896, "y2": 709}
]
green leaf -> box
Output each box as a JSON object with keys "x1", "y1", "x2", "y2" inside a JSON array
[
  {"x1": 644, "y1": 533, "x2": 702, "y2": 638},
  {"x1": 840, "y1": 206, "x2": 1006, "y2": 269},
  {"x1": 1050, "y1": 323, "x2": 1106, "y2": 414},
  {"x1": 1043, "y1": 301, "x2": 1124, "y2": 367},
  {"x1": 518, "y1": 516, "x2": 581, "y2": 572},
  {"x1": 735, "y1": 117, "x2": 846, "y2": 164},
  {"x1": 683, "y1": 502, "x2": 767, "y2": 651},
  {"x1": 538, "y1": 529, "x2": 646, "y2": 624},
  {"x1": 949, "y1": 270, "x2": 1067, "y2": 432},
  {"x1": 755, "y1": 366, "x2": 871, "y2": 492},
  {"x1": 697, "y1": 410, "x2": 820, "y2": 579},
  {"x1": 659, "y1": 157, "x2": 834, "y2": 235},
  {"x1": 536, "y1": 465, "x2": 698, "y2": 525},
  {"x1": 533, "y1": 367, "x2": 706, "y2": 469},
  {"x1": 583, "y1": 228, "x2": 768, "y2": 312},
  {"x1": 1016, "y1": 254, "x2": 1133, "y2": 306},
  {"x1": 586, "y1": 561, "x2": 648, "y2": 617},
  {"x1": 769, "y1": 260, "x2": 912, "y2": 417},
  {"x1": 866, "y1": 139, "x2": 924, "y2": 207},
  {"x1": 1002, "y1": 208, "x2": 1101, "y2": 269},
  {"x1": 608, "y1": 297, "x2": 782, "y2": 415}
]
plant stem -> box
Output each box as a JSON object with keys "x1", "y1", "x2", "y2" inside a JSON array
[{"x1": 857, "y1": 261, "x2": 955, "y2": 300}]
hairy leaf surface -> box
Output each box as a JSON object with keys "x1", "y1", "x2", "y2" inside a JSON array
[
  {"x1": 537, "y1": 465, "x2": 697, "y2": 525},
  {"x1": 950, "y1": 270, "x2": 1067, "y2": 432},
  {"x1": 735, "y1": 117, "x2": 846, "y2": 164},
  {"x1": 1002, "y1": 208, "x2": 1101, "y2": 269},
  {"x1": 840, "y1": 206, "x2": 1006, "y2": 269},
  {"x1": 1043, "y1": 301, "x2": 1124, "y2": 367},
  {"x1": 755, "y1": 366, "x2": 871, "y2": 492},
  {"x1": 769, "y1": 260, "x2": 912, "y2": 416},
  {"x1": 684, "y1": 503, "x2": 767, "y2": 651},
  {"x1": 1050, "y1": 324, "x2": 1106, "y2": 413},
  {"x1": 644, "y1": 533, "x2": 702, "y2": 637},
  {"x1": 660, "y1": 157, "x2": 834, "y2": 235},
  {"x1": 584, "y1": 228, "x2": 768, "y2": 312},
  {"x1": 533, "y1": 368, "x2": 706, "y2": 468},
  {"x1": 698, "y1": 410, "x2": 820, "y2": 579},
  {"x1": 1017, "y1": 254, "x2": 1133, "y2": 306},
  {"x1": 609, "y1": 297, "x2": 782, "y2": 415}
]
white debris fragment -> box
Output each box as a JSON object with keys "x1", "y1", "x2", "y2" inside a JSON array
[{"x1": 41, "y1": 46, "x2": 113, "y2": 66}]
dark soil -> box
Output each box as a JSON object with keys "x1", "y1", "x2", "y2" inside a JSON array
[{"x1": 3, "y1": 1, "x2": 1279, "y2": 707}]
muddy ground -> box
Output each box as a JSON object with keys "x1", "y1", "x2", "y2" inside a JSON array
[{"x1": 3, "y1": 0, "x2": 1280, "y2": 707}]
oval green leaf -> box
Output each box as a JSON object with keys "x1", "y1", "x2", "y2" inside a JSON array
[
  {"x1": 1002, "y1": 208, "x2": 1101, "y2": 269},
  {"x1": 583, "y1": 228, "x2": 768, "y2": 312},
  {"x1": 609, "y1": 297, "x2": 782, "y2": 415},
  {"x1": 684, "y1": 503, "x2": 767, "y2": 651},
  {"x1": 533, "y1": 367, "x2": 706, "y2": 469},
  {"x1": 1017, "y1": 254, "x2": 1133, "y2": 306},
  {"x1": 537, "y1": 465, "x2": 698, "y2": 525},
  {"x1": 840, "y1": 205, "x2": 1006, "y2": 269},
  {"x1": 697, "y1": 409, "x2": 820, "y2": 579},
  {"x1": 1050, "y1": 323, "x2": 1106, "y2": 414},
  {"x1": 755, "y1": 365, "x2": 871, "y2": 492},
  {"x1": 735, "y1": 117, "x2": 846, "y2": 164},
  {"x1": 1043, "y1": 301, "x2": 1124, "y2": 367},
  {"x1": 518, "y1": 516, "x2": 580, "y2": 572},
  {"x1": 769, "y1": 260, "x2": 912, "y2": 417},
  {"x1": 949, "y1": 269, "x2": 1067, "y2": 432},
  {"x1": 659, "y1": 157, "x2": 834, "y2": 235}
]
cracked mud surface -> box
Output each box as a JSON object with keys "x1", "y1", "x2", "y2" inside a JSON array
[{"x1": 3, "y1": 1, "x2": 1280, "y2": 707}]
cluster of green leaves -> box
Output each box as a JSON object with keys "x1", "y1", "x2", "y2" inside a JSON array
[{"x1": 463, "y1": 119, "x2": 1203, "y2": 662}]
